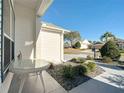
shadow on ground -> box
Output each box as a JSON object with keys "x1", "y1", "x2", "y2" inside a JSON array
[
  {"x1": 8, "y1": 71, "x2": 124, "y2": 93},
  {"x1": 8, "y1": 74, "x2": 44, "y2": 93},
  {"x1": 102, "y1": 74, "x2": 124, "y2": 88},
  {"x1": 70, "y1": 77, "x2": 124, "y2": 93},
  {"x1": 96, "y1": 62, "x2": 123, "y2": 70}
]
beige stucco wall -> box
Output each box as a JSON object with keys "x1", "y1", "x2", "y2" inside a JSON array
[
  {"x1": 36, "y1": 28, "x2": 63, "y2": 64},
  {"x1": 15, "y1": 2, "x2": 35, "y2": 59}
]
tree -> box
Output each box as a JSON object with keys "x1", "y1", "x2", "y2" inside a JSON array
[
  {"x1": 100, "y1": 32, "x2": 116, "y2": 42},
  {"x1": 73, "y1": 41, "x2": 81, "y2": 48},
  {"x1": 100, "y1": 40, "x2": 121, "y2": 60},
  {"x1": 64, "y1": 31, "x2": 81, "y2": 47}
]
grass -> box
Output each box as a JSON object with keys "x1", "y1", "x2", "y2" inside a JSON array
[
  {"x1": 85, "y1": 60, "x2": 95, "y2": 63},
  {"x1": 121, "y1": 53, "x2": 124, "y2": 56},
  {"x1": 120, "y1": 49, "x2": 124, "y2": 53},
  {"x1": 64, "y1": 48, "x2": 82, "y2": 54}
]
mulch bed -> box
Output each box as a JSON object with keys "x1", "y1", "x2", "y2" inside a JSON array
[{"x1": 47, "y1": 63, "x2": 104, "y2": 91}]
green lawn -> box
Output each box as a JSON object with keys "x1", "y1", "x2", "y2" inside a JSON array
[
  {"x1": 121, "y1": 53, "x2": 124, "y2": 56},
  {"x1": 120, "y1": 49, "x2": 124, "y2": 53},
  {"x1": 64, "y1": 48, "x2": 82, "y2": 54}
]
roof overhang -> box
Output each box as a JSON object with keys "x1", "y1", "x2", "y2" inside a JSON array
[
  {"x1": 14, "y1": 0, "x2": 53, "y2": 17},
  {"x1": 41, "y1": 22, "x2": 70, "y2": 33},
  {"x1": 37, "y1": 0, "x2": 53, "y2": 16}
]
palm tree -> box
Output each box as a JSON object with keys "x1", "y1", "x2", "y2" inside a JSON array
[{"x1": 100, "y1": 32, "x2": 116, "y2": 42}]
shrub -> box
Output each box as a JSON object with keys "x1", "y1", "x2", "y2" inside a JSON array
[
  {"x1": 100, "y1": 41, "x2": 121, "y2": 60},
  {"x1": 74, "y1": 65, "x2": 89, "y2": 75},
  {"x1": 62, "y1": 65, "x2": 75, "y2": 79},
  {"x1": 102, "y1": 56, "x2": 113, "y2": 63},
  {"x1": 70, "y1": 58, "x2": 77, "y2": 62},
  {"x1": 73, "y1": 41, "x2": 81, "y2": 49},
  {"x1": 86, "y1": 55, "x2": 93, "y2": 60},
  {"x1": 87, "y1": 62, "x2": 96, "y2": 71},
  {"x1": 77, "y1": 57, "x2": 86, "y2": 63},
  {"x1": 70, "y1": 57, "x2": 86, "y2": 63}
]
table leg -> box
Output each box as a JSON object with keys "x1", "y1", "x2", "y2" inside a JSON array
[
  {"x1": 40, "y1": 71, "x2": 45, "y2": 93},
  {"x1": 18, "y1": 74, "x2": 27, "y2": 93}
]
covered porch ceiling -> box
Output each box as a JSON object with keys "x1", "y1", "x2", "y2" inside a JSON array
[{"x1": 14, "y1": 0, "x2": 53, "y2": 16}]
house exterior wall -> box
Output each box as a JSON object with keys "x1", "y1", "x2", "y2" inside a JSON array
[
  {"x1": 0, "y1": 0, "x2": 53, "y2": 82},
  {"x1": 118, "y1": 43, "x2": 124, "y2": 49},
  {"x1": 0, "y1": 0, "x2": 2, "y2": 82},
  {"x1": 80, "y1": 44, "x2": 89, "y2": 49},
  {"x1": 36, "y1": 28, "x2": 63, "y2": 64},
  {"x1": 80, "y1": 40, "x2": 91, "y2": 49},
  {"x1": 15, "y1": 2, "x2": 35, "y2": 59}
]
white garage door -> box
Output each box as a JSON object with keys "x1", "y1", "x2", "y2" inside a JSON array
[{"x1": 40, "y1": 30, "x2": 61, "y2": 63}]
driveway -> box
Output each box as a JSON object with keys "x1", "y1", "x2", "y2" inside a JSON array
[{"x1": 64, "y1": 54, "x2": 88, "y2": 61}]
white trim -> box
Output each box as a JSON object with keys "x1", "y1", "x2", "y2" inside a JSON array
[
  {"x1": 42, "y1": 27, "x2": 64, "y2": 33},
  {"x1": 42, "y1": 23, "x2": 70, "y2": 33},
  {"x1": 37, "y1": 0, "x2": 53, "y2": 16},
  {"x1": 4, "y1": 33, "x2": 14, "y2": 42}
]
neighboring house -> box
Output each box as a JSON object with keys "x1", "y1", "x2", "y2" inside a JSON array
[
  {"x1": 93, "y1": 44, "x2": 104, "y2": 51},
  {"x1": 0, "y1": 0, "x2": 68, "y2": 83},
  {"x1": 116, "y1": 39, "x2": 124, "y2": 49},
  {"x1": 93, "y1": 42, "x2": 104, "y2": 50},
  {"x1": 36, "y1": 22, "x2": 69, "y2": 64},
  {"x1": 64, "y1": 42, "x2": 71, "y2": 48},
  {"x1": 80, "y1": 39, "x2": 91, "y2": 49}
]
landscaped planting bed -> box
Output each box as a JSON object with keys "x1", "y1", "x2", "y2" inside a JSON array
[{"x1": 47, "y1": 62, "x2": 104, "y2": 91}]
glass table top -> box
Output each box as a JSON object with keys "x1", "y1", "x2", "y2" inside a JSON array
[{"x1": 10, "y1": 59, "x2": 50, "y2": 73}]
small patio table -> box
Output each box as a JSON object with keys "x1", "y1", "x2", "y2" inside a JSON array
[{"x1": 9, "y1": 59, "x2": 50, "y2": 93}]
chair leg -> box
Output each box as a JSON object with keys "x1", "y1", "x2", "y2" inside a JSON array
[{"x1": 40, "y1": 71, "x2": 45, "y2": 93}]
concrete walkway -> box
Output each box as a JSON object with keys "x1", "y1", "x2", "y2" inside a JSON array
[{"x1": 69, "y1": 63, "x2": 124, "y2": 93}]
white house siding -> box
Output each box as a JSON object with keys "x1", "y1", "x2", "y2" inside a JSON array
[
  {"x1": 80, "y1": 40, "x2": 91, "y2": 49},
  {"x1": 36, "y1": 29, "x2": 63, "y2": 64},
  {"x1": 15, "y1": 2, "x2": 35, "y2": 59}
]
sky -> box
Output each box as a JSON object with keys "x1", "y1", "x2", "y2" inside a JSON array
[{"x1": 42, "y1": 0, "x2": 124, "y2": 41}]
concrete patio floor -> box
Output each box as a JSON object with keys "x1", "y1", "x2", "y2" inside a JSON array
[
  {"x1": 0, "y1": 71, "x2": 67, "y2": 93},
  {"x1": 0, "y1": 63, "x2": 124, "y2": 93}
]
